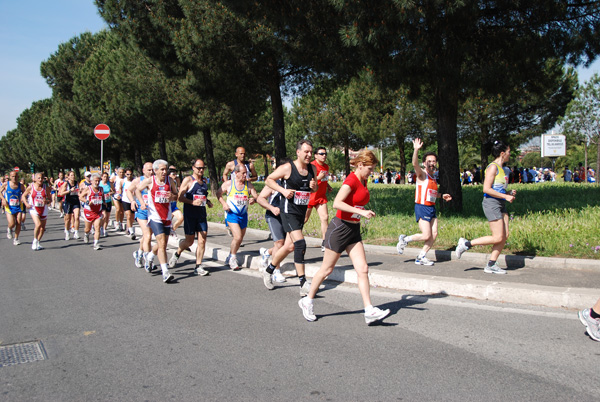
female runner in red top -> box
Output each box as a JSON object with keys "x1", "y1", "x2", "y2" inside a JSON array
[{"x1": 298, "y1": 150, "x2": 390, "y2": 325}]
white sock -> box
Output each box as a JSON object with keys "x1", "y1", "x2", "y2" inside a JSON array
[
  {"x1": 418, "y1": 251, "x2": 427, "y2": 259},
  {"x1": 161, "y1": 263, "x2": 168, "y2": 273},
  {"x1": 405, "y1": 236, "x2": 413, "y2": 243},
  {"x1": 364, "y1": 305, "x2": 374, "y2": 313},
  {"x1": 148, "y1": 252, "x2": 155, "y2": 261}
]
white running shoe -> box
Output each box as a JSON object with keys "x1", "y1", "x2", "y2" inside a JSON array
[
  {"x1": 73, "y1": 232, "x2": 80, "y2": 240},
  {"x1": 130, "y1": 230, "x2": 136, "y2": 240},
  {"x1": 365, "y1": 307, "x2": 390, "y2": 325},
  {"x1": 396, "y1": 234, "x2": 407, "y2": 254},
  {"x1": 83, "y1": 233, "x2": 90, "y2": 244},
  {"x1": 13, "y1": 238, "x2": 20, "y2": 246},
  {"x1": 7, "y1": 228, "x2": 12, "y2": 240},
  {"x1": 36, "y1": 242, "x2": 44, "y2": 251},
  {"x1": 93, "y1": 243, "x2": 102, "y2": 250},
  {"x1": 483, "y1": 262, "x2": 507, "y2": 275},
  {"x1": 259, "y1": 247, "x2": 270, "y2": 269},
  {"x1": 113, "y1": 220, "x2": 119, "y2": 230},
  {"x1": 229, "y1": 256, "x2": 240, "y2": 271},
  {"x1": 261, "y1": 268, "x2": 274, "y2": 290},
  {"x1": 60, "y1": 212, "x2": 64, "y2": 218},
  {"x1": 578, "y1": 309, "x2": 600, "y2": 342},
  {"x1": 31, "y1": 239, "x2": 37, "y2": 250},
  {"x1": 415, "y1": 256, "x2": 434, "y2": 266},
  {"x1": 273, "y1": 269, "x2": 286, "y2": 283},
  {"x1": 194, "y1": 264, "x2": 209, "y2": 276},
  {"x1": 455, "y1": 237, "x2": 468, "y2": 259},
  {"x1": 298, "y1": 298, "x2": 316, "y2": 322},
  {"x1": 162, "y1": 270, "x2": 174, "y2": 283},
  {"x1": 135, "y1": 251, "x2": 143, "y2": 268},
  {"x1": 168, "y1": 252, "x2": 179, "y2": 269},
  {"x1": 144, "y1": 256, "x2": 154, "y2": 273},
  {"x1": 65, "y1": 231, "x2": 70, "y2": 241},
  {"x1": 299, "y1": 281, "x2": 311, "y2": 297}
]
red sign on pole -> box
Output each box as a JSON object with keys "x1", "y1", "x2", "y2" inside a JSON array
[
  {"x1": 94, "y1": 124, "x2": 110, "y2": 140},
  {"x1": 14, "y1": 167, "x2": 19, "y2": 172}
]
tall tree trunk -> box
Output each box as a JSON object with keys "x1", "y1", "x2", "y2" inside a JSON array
[
  {"x1": 157, "y1": 131, "x2": 168, "y2": 161},
  {"x1": 479, "y1": 127, "x2": 490, "y2": 170},
  {"x1": 435, "y1": 84, "x2": 462, "y2": 212},
  {"x1": 584, "y1": 140, "x2": 588, "y2": 181},
  {"x1": 397, "y1": 135, "x2": 406, "y2": 184},
  {"x1": 344, "y1": 141, "x2": 350, "y2": 176},
  {"x1": 134, "y1": 147, "x2": 142, "y2": 175},
  {"x1": 203, "y1": 127, "x2": 219, "y2": 194},
  {"x1": 267, "y1": 61, "x2": 286, "y2": 165},
  {"x1": 263, "y1": 153, "x2": 270, "y2": 176}
]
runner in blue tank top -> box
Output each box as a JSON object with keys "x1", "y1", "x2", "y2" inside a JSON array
[
  {"x1": 127, "y1": 162, "x2": 154, "y2": 269},
  {"x1": 1, "y1": 170, "x2": 26, "y2": 245},
  {"x1": 168, "y1": 159, "x2": 214, "y2": 275}
]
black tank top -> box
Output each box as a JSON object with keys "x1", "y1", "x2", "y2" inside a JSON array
[{"x1": 282, "y1": 161, "x2": 314, "y2": 216}]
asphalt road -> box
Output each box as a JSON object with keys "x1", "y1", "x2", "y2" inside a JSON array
[{"x1": 0, "y1": 212, "x2": 598, "y2": 401}]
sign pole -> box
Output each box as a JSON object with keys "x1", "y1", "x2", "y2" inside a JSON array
[{"x1": 94, "y1": 124, "x2": 111, "y2": 173}]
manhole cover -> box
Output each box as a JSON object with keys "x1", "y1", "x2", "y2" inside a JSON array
[{"x1": 0, "y1": 340, "x2": 47, "y2": 367}]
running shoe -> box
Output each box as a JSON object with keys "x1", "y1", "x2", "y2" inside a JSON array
[
  {"x1": 36, "y1": 242, "x2": 44, "y2": 251},
  {"x1": 65, "y1": 231, "x2": 70, "y2": 241},
  {"x1": 224, "y1": 254, "x2": 230, "y2": 265},
  {"x1": 365, "y1": 307, "x2": 390, "y2": 325},
  {"x1": 194, "y1": 264, "x2": 209, "y2": 276},
  {"x1": 298, "y1": 298, "x2": 316, "y2": 322},
  {"x1": 455, "y1": 237, "x2": 468, "y2": 259},
  {"x1": 7, "y1": 228, "x2": 12, "y2": 239},
  {"x1": 261, "y1": 268, "x2": 274, "y2": 290},
  {"x1": 396, "y1": 234, "x2": 407, "y2": 254},
  {"x1": 162, "y1": 270, "x2": 174, "y2": 283},
  {"x1": 133, "y1": 250, "x2": 140, "y2": 265},
  {"x1": 73, "y1": 232, "x2": 80, "y2": 240},
  {"x1": 299, "y1": 280, "x2": 311, "y2": 297},
  {"x1": 93, "y1": 243, "x2": 102, "y2": 251},
  {"x1": 259, "y1": 247, "x2": 270, "y2": 269},
  {"x1": 135, "y1": 251, "x2": 144, "y2": 268},
  {"x1": 13, "y1": 238, "x2": 20, "y2": 246},
  {"x1": 144, "y1": 257, "x2": 154, "y2": 273},
  {"x1": 168, "y1": 252, "x2": 179, "y2": 269},
  {"x1": 321, "y1": 241, "x2": 325, "y2": 252},
  {"x1": 578, "y1": 309, "x2": 600, "y2": 342},
  {"x1": 113, "y1": 221, "x2": 119, "y2": 230},
  {"x1": 31, "y1": 240, "x2": 37, "y2": 250},
  {"x1": 60, "y1": 212, "x2": 64, "y2": 218},
  {"x1": 415, "y1": 256, "x2": 434, "y2": 266},
  {"x1": 483, "y1": 262, "x2": 506, "y2": 275},
  {"x1": 229, "y1": 256, "x2": 240, "y2": 271},
  {"x1": 130, "y1": 231, "x2": 136, "y2": 240},
  {"x1": 83, "y1": 233, "x2": 90, "y2": 244},
  {"x1": 273, "y1": 269, "x2": 286, "y2": 283}
]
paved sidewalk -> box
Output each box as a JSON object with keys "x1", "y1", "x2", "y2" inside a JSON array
[{"x1": 155, "y1": 221, "x2": 600, "y2": 311}]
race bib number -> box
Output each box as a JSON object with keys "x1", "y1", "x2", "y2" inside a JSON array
[
  {"x1": 104, "y1": 193, "x2": 111, "y2": 201},
  {"x1": 142, "y1": 194, "x2": 149, "y2": 205},
  {"x1": 193, "y1": 194, "x2": 207, "y2": 207},
  {"x1": 233, "y1": 194, "x2": 248, "y2": 207},
  {"x1": 154, "y1": 190, "x2": 170, "y2": 204},
  {"x1": 322, "y1": 171, "x2": 329, "y2": 182},
  {"x1": 350, "y1": 205, "x2": 365, "y2": 220},
  {"x1": 33, "y1": 197, "x2": 45, "y2": 208},
  {"x1": 426, "y1": 189, "x2": 438, "y2": 203},
  {"x1": 293, "y1": 191, "x2": 310, "y2": 206},
  {"x1": 90, "y1": 196, "x2": 103, "y2": 205},
  {"x1": 9, "y1": 198, "x2": 18, "y2": 207}
]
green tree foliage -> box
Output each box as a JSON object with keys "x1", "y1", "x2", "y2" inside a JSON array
[
  {"x1": 329, "y1": 0, "x2": 600, "y2": 211},
  {"x1": 459, "y1": 61, "x2": 577, "y2": 167},
  {"x1": 560, "y1": 73, "x2": 600, "y2": 177}
]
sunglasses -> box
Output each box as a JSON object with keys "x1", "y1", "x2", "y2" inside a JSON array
[
  {"x1": 317, "y1": 152, "x2": 327, "y2": 156},
  {"x1": 193, "y1": 166, "x2": 205, "y2": 169}
]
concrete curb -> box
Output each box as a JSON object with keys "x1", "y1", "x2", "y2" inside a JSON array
[{"x1": 153, "y1": 223, "x2": 599, "y2": 310}]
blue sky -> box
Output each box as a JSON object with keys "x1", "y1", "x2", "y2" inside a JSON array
[{"x1": 0, "y1": 0, "x2": 599, "y2": 139}]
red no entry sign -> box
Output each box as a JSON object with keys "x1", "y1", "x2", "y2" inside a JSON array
[
  {"x1": 14, "y1": 167, "x2": 19, "y2": 172},
  {"x1": 94, "y1": 124, "x2": 110, "y2": 140}
]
